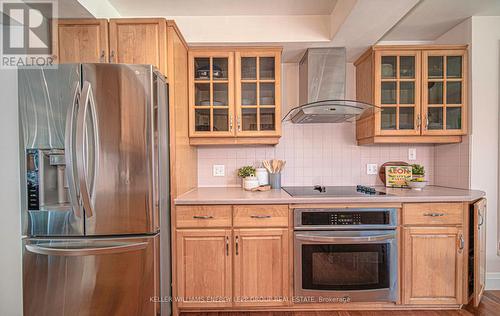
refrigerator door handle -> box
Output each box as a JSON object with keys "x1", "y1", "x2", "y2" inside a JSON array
[
  {"x1": 25, "y1": 241, "x2": 148, "y2": 256},
  {"x1": 65, "y1": 82, "x2": 82, "y2": 218},
  {"x1": 76, "y1": 81, "x2": 99, "y2": 218}
]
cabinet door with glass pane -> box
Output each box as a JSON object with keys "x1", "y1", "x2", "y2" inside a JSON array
[
  {"x1": 189, "y1": 51, "x2": 235, "y2": 137},
  {"x1": 422, "y1": 50, "x2": 467, "y2": 135},
  {"x1": 235, "y1": 49, "x2": 281, "y2": 137},
  {"x1": 375, "y1": 50, "x2": 421, "y2": 136}
]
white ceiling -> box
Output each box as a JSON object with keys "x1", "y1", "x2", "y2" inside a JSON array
[
  {"x1": 383, "y1": 0, "x2": 500, "y2": 41},
  {"x1": 108, "y1": 0, "x2": 338, "y2": 16}
]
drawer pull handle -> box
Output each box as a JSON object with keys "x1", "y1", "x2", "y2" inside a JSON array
[
  {"x1": 250, "y1": 215, "x2": 272, "y2": 219},
  {"x1": 193, "y1": 215, "x2": 214, "y2": 219},
  {"x1": 225, "y1": 236, "x2": 229, "y2": 256},
  {"x1": 423, "y1": 212, "x2": 445, "y2": 217},
  {"x1": 458, "y1": 234, "x2": 464, "y2": 253},
  {"x1": 235, "y1": 236, "x2": 239, "y2": 255}
]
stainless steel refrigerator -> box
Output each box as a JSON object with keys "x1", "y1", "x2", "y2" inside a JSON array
[{"x1": 18, "y1": 63, "x2": 170, "y2": 316}]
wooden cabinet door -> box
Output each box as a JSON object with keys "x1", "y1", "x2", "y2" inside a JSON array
[
  {"x1": 235, "y1": 49, "x2": 282, "y2": 138},
  {"x1": 188, "y1": 50, "x2": 235, "y2": 137},
  {"x1": 54, "y1": 19, "x2": 108, "y2": 63},
  {"x1": 109, "y1": 19, "x2": 167, "y2": 74},
  {"x1": 233, "y1": 228, "x2": 289, "y2": 306},
  {"x1": 421, "y1": 49, "x2": 467, "y2": 135},
  {"x1": 473, "y1": 198, "x2": 487, "y2": 306},
  {"x1": 374, "y1": 50, "x2": 421, "y2": 136},
  {"x1": 403, "y1": 227, "x2": 464, "y2": 305},
  {"x1": 176, "y1": 229, "x2": 232, "y2": 308}
]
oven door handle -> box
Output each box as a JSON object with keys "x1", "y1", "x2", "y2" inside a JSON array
[{"x1": 295, "y1": 233, "x2": 395, "y2": 243}]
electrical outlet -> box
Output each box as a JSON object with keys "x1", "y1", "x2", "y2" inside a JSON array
[
  {"x1": 408, "y1": 148, "x2": 417, "y2": 161},
  {"x1": 367, "y1": 164, "x2": 378, "y2": 175},
  {"x1": 213, "y1": 165, "x2": 225, "y2": 177}
]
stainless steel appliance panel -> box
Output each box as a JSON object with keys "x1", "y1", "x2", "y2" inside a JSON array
[
  {"x1": 23, "y1": 234, "x2": 160, "y2": 316},
  {"x1": 19, "y1": 65, "x2": 84, "y2": 236},
  {"x1": 81, "y1": 64, "x2": 157, "y2": 235},
  {"x1": 294, "y1": 230, "x2": 398, "y2": 302}
]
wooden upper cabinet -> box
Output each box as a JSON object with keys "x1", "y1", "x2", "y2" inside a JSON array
[
  {"x1": 472, "y1": 198, "x2": 487, "y2": 307},
  {"x1": 109, "y1": 19, "x2": 167, "y2": 74},
  {"x1": 235, "y1": 49, "x2": 282, "y2": 138},
  {"x1": 375, "y1": 50, "x2": 421, "y2": 136},
  {"x1": 188, "y1": 47, "x2": 282, "y2": 145},
  {"x1": 402, "y1": 227, "x2": 465, "y2": 305},
  {"x1": 189, "y1": 50, "x2": 235, "y2": 138},
  {"x1": 54, "y1": 19, "x2": 108, "y2": 63},
  {"x1": 233, "y1": 228, "x2": 289, "y2": 307},
  {"x1": 422, "y1": 50, "x2": 467, "y2": 135},
  {"x1": 176, "y1": 229, "x2": 232, "y2": 308},
  {"x1": 355, "y1": 45, "x2": 467, "y2": 145}
]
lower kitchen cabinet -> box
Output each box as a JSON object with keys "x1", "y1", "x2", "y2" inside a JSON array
[
  {"x1": 176, "y1": 229, "x2": 232, "y2": 308},
  {"x1": 402, "y1": 226, "x2": 464, "y2": 305},
  {"x1": 233, "y1": 229, "x2": 289, "y2": 306}
]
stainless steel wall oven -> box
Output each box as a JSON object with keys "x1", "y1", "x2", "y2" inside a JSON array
[{"x1": 294, "y1": 208, "x2": 398, "y2": 303}]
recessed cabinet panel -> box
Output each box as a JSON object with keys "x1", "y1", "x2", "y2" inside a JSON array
[
  {"x1": 447, "y1": 56, "x2": 462, "y2": 78},
  {"x1": 242, "y1": 83, "x2": 257, "y2": 105},
  {"x1": 400, "y1": 56, "x2": 415, "y2": 78},
  {"x1": 446, "y1": 81, "x2": 461, "y2": 104},
  {"x1": 242, "y1": 108, "x2": 258, "y2": 131},
  {"x1": 399, "y1": 107, "x2": 414, "y2": 130},
  {"x1": 381, "y1": 56, "x2": 397, "y2": 78},
  {"x1": 195, "y1": 83, "x2": 210, "y2": 106},
  {"x1": 260, "y1": 108, "x2": 276, "y2": 131},
  {"x1": 427, "y1": 107, "x2": 443, "y2": 130},
  {"x1": 428, "y1": 82, "x2": 443, "y2": 104},
  {"x1": 213, "y1": 57, "x2": 229, "y2": 80},
  {"x1": 381, "y1": 82, "x2": 397, "y2": 104},
  {"x1": 400, "y1": 82, "x2": 415, "y2": 104},
  {"x1": 241, "y1": 57, "x2": 257, "y2": 80},
  {"x1": 428, "y1": 56, "x2": 444, "y2": 79},
  {"x1": 446, "y1": 107, "x2": 462, "y2": 130},
  {"x1": 381, "y1": 107, "x2": 397, "y2": 130},
  {"x1": 259, "y1": 57, "x2": 275, "y2": 79}
]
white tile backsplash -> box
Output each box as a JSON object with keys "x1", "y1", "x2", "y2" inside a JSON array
[{"x1": 197, "y1": 123, "x2": 436, "y2": 187}]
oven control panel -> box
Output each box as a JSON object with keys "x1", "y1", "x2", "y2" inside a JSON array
[{"x1": 297, "y1": 209, "x2": 396, "y2": 227}]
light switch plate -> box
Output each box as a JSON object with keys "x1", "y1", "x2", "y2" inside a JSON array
[
  {"x1": 367, "y1": 164, "x2": 378, "y2": 175},
  {"x1": 408, "y1": 148, "x2": 417, "y2": 161},
  {"x1": 213, "y1": 165, "x2": 225, "y2": 177}
]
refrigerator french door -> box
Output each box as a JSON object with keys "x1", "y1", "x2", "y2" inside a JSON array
[{"x1": 19, "y1": 63, "x2": 169, "y2": 316}]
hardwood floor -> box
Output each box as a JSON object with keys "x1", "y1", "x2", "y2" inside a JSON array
[{"x1": 180, "y1": 291, "x2": 500, "y2": 316}]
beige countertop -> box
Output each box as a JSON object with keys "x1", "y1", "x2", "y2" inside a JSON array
[{"x1": 174, "y1": 185, "x2": 485, "y2": 205}]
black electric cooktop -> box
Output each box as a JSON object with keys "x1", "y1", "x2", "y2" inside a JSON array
[{"x1": 282, "y1": 185, "x2": 388, "y2": 197}]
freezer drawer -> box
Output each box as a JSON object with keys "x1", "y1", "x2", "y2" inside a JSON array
[{"x1": 23, "y1": 234, "x2": 160, "y2": 316}]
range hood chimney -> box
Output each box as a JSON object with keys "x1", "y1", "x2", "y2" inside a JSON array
[{"x1": 283, "y1": 47, "x2": 377, "y2": 124}]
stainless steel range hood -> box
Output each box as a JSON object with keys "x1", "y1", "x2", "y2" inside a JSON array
[{"x1": 283, "y1": 48, "x2": 378, "y2": 124}]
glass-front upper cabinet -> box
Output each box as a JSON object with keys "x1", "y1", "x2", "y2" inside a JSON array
[
  {"x1": 235, "y1": 49, "x2": 281, "y2": 137},
  {"x1": 422, "y1": 50, "x2": 467, "y2": 135},
  {"x1": 376, "y1": 50, "x2": 421, "y2": 136},
  {"x1": 189, "y1": 51, "x2": 234, "y2": 136}
]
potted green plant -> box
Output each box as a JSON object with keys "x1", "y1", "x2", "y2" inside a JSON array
[
  {"x1": 408, "y1": 164, "x2": 427, "y2": 190},
  {"x1": 237, "y1": 166, "x2": 257, "y2": 189}
]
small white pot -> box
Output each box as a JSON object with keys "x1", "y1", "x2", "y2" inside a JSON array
[{"x1": 243, "y1": 176, "x2": 260, "y2": 191}]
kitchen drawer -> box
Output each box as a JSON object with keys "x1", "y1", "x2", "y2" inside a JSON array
[
  {"x1": 402, "y1": 203, "x2": 464, "y2": 226},
  {"x1": 233, "y1": 205, "x2": 289, "y2": 228},
  {"x1": 176, "y1": 205, "x2": 232, "y2": 228}
]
